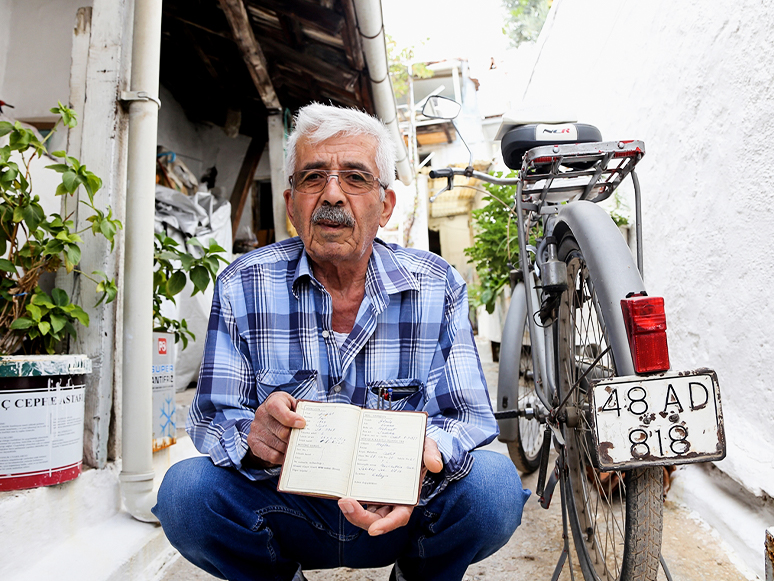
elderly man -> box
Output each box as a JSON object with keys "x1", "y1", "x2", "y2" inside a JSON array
[{"x1": 153, "y1": 104, "x2": 529, "y2": 581}]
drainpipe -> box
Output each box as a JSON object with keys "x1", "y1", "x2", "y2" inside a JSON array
[
  {"x1": 119, "y1": 0, "x2": 163, "y2": 523},
  {"x1": 352, "y1": 0, "x2": 413, "y2": 186}
]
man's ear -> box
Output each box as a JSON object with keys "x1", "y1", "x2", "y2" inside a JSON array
[
  {"x1": 283, "y1": 188, "x2": 295, "y2": 227},
  {"x1": 379, "y1": 188, "x2": 397, "y2": 228}
]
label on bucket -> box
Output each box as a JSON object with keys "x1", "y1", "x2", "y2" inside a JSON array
[
  {"x1": 152, "y1": 332, "x2": 176, "y2": 452},
  {"x1": 0, "y1": 377, "x2": 85, "y2": 481}
]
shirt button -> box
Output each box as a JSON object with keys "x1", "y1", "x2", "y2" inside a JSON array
[
  {"x1": 321, "y1": 330, "x2": 330, "y2": 338},
  {"x1": 333, "y1": 385, "x2": 342, "y2": 393}
]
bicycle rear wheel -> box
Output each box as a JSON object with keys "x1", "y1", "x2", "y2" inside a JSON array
[
  {"x1": 504, "y1": 322, "x2": 544, "y2": 473},
  {"x1": 556, "y1": 233, "x2": 663, "y2": 581}
]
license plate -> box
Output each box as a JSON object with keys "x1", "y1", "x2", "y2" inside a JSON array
[{"x1": 589, "y1": 369, "x2": 725, "y2": 470}]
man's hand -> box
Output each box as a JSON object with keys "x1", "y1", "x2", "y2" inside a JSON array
[
  {"x1": 245, "y1": 392, "x2": 305, "y2": 468},
  {"x1": 338, "y1": 436, "x2": 443, "y2": 536}
]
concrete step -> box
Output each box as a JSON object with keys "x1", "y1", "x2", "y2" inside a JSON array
[{"x1": 0, "y1": 434, "x2": 202, "y2": 581}]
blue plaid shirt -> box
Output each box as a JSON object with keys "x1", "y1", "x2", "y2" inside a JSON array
[{"x1": 188, "y1": 237, "x2": 498, "y2": 501}]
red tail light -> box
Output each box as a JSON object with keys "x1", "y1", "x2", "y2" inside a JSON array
[{"x1": 621, "y1": 294, "x2": 670, "y2": 374}]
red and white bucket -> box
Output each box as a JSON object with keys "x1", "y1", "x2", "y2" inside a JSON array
[{"x1": 0, "y1": 355, "x2": 91, "y2": 491}]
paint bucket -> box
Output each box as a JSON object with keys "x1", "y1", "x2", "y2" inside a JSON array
[
  {"x1": 0, "y1": 354, "x2": 91, "y2": 491},
  {"x1": 152, "y1": 332, "x2": 176, "y2": 452}
]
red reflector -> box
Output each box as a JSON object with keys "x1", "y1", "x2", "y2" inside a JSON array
[
  {"x1": 614, "y1": 150, "x2": 640, "y2": 158},
  {"x1": 621, "y1": 295, "x2": 670, "y2": 373},
  {"x1": 532, "y1": 156, "x2": 556, "y2": 164}
]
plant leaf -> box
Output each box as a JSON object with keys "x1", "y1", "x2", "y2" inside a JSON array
[
  {"x1": 50, "y1": 314, "x2": 67, "y2": 334},
  {"x1": 167, "y1": 271, "x2": 187, "y2": 296},
  {"x1": 26, "y1": 303, "x2": 43, "y2": 321},
  {"x1": 51, "y1": 287, "x2": 69, "y2": 306},
  {"x1": 190, "y1": 265, "x2": 209, "y2": 295},
  {"x1": 10, "y1": 317, "x2": 35, "y2": 330},
  {"x1": 65, "y1": 244, "x2": 81, "y2": 270},
  {"x1": 62, "y1": 170, "x2": 80, "y2": 193},
  {"x1": 69, "y1": 305, "x2": 90, "y2": 327}
]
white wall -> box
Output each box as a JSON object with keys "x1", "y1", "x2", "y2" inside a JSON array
[
  {"x1": 0, "y1": 0, "x2": 12, "y2": 95},
  {"x1": 520, "y1": 0, "x2": 774, "y2": 573},
  {"x1": 0, "y1": 0, "x2": 91, "y2": 120},
  {"x1": 157, "y1": 85, "x2": 252, "y2": 204}
]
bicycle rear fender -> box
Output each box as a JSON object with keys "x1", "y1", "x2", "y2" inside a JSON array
[
  {"x1": 497, "y1": 281, "x2": 528, "y2": 442},
  {"x1": 553, "y1": 201, "x2": 644, "y2": 376}
]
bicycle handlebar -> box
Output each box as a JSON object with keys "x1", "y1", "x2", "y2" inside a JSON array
[{"x1": 429, "y1": 167, "x2": 520, "y2": 185}]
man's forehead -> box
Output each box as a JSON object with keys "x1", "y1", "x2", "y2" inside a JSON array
[{"x1": 296, "y1": 134, "x2": 378, "y2": 171}]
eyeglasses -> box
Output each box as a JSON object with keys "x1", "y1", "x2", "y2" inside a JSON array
[{"x1": 290, "y1": 169, "x2": 387, "y2": 195}]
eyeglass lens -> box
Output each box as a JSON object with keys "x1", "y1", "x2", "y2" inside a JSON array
[{"x1": 293, "y1": 170, "x2": 377, "y2": 195}]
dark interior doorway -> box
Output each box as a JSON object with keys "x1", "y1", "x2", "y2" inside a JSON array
[
  {"x1": 428, "y1": 229, "x2": 442, "y2": 256},
  {"x1": 253, "y1": 180, "x2": 275, "y2": 247}
]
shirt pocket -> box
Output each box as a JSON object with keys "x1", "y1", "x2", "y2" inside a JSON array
[
  {"x1": 256, "y1": 369, "x2": 318, "y2": 400},
  {"x1": 365, "y1": 378, "x2": 425, "y2": 411}
]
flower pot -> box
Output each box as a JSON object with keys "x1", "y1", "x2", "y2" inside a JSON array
[{"x1": 0, "y1": 354, "x2": 91, "y2": 491}]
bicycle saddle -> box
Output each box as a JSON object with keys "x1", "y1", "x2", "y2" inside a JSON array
[{"x1": 500, "y1": 123, "x2": 603, "y2": 170}]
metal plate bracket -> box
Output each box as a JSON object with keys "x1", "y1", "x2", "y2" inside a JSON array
[{"x1": 119, "y1": 91, "x2": 161, "y2": 109}]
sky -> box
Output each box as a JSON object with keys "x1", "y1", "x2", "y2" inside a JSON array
[{"x1": 381, "y1": 0, "x2": 516, "y2": 73}]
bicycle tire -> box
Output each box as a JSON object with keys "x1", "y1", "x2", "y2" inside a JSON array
[
  {"x1": 556, "y1": 233, "x2": 663, "y2": 581},
  {"x1": 503, "y1": 321, "x2": 544, "y2": 473}
]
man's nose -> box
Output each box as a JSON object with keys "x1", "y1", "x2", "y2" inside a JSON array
[{"x1": 320, "y1": 173, "x2": 348, "y2": 201}]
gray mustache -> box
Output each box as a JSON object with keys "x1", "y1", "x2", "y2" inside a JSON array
[{"x1": 312, "y1": 205, "x2": 355, "y2": 228}]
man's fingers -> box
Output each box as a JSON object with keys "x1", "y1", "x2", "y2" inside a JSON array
[
  {"x1": 367, "y1": 505, "x2": 412, "y2": 536},
  {"x1": 338, "y1": 499, "x2": 413, "y2": 536},
  {"x1": 339, "y1": 498, "x2": 381, "y2": 529},
  {"x1": 247, "y1": 392, "x2": 306, "y2": 466},
  {"x1": 423, "y1": 436, "x2": 443, "y2": 474},
  {"x1": 250, "y1": 440, "x2": 285, "y2": 465},
  {"x1": 264, "y1": 392, "x2": 306, "y2": 428}
]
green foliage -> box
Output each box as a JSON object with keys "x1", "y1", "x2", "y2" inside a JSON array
[
  {"x1": 153, "y1": 234, "x2": 228, "y2": 349},
  {"x1": 386, "y1": 34, "x2": 434, "y2": 101},
  {"x1": 608, "y1": 190, "x2": 630, "y2": 227},
  {"x1": 0, "y1": 103, "x2": 122, "y2": 354},
  {"x1": 465, "y1": 171, "x2": 539, "y2": 314},
  {"x1": 501, "y1": 0, "x2": 551, "y2": 48}
]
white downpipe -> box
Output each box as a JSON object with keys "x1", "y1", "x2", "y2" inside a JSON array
[
  {"x1": 352, "y1": 0, "x2": 413, "y2": 186},
  {"x1": 120, "y1": 0, "x2": 163, "y2": 523}
]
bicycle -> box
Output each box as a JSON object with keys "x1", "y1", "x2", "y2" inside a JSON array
[{"x1": 423, "y1": 96, "x2": 726, "y2": 581}]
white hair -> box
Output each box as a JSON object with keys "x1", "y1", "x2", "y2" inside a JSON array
[{"x1": 284, "y1": 103, "x2": 397, "y2": 196}]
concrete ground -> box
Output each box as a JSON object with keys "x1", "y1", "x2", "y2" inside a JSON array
[{"x1": 159, "y1": 337, "x2": 752, "y2": 581}]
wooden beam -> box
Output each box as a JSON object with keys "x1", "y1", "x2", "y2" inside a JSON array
[
  {"x1": 260, "y1": 36, "x2": 358, "y2": 90},
  {"x1": 357, "y1": 72, "x2": 374, "y2": 113},
  {"x1": 182, "y1": 23, "x2": 220, "y2": 81},
  {"x1": 278, "y1": 14, "x2": 303, "y2": 49},
  {"x1": 247, "y1": 0, "x2": 344, "y2": 35},
  {"x1": 339, "y1": 0, "x2": 365, "y2": 71},
  {"x1": 231, "y1": 134, "x2": 268, "y2": 243},
  {"x1": 162, "y1": 9, "x2": 232, "y2": 40},
  {"x1": 218, "y1": 0, "x2": 281, "y2": 111}
]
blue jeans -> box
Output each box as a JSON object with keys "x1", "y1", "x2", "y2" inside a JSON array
[{"x1": 152, "y1": 450, "x2": 530, "y2": 581}]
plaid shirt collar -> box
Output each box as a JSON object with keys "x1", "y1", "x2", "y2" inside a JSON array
[{"x1": 291, "y1": 238, "x2": 420, "y2": 309}]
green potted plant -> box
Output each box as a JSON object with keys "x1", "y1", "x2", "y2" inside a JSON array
[
  {"x1": 150, "y1": 232, "x2": 227, "y2": 451},
  {"x1": 0, "y1": 103, "x2": 120, "y2": 355},
  {"x1": 152, "y1": 232, "x2": 227, "y2": 350},
  {"x1": 0, "y1": 102, "x2": 121, "y2": 490}
]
